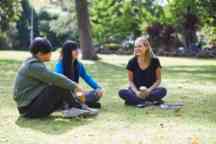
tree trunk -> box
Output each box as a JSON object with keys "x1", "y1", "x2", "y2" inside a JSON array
[
  {"x1": 184, "y1": 29, "x2": 197, "y2": 51},
  {"x1": 75, "y1": 0, "x2": 97, "y2": 60}
]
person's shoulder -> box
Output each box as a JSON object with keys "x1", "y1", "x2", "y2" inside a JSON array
[
  {"x1": 151, "y1": 57, "x2": 160, "y2": 63},
  {"x1": 75, "y1": 60, "x2": 84, "y2": 72},
  {"x1": 76, "y1": 60, "x2": 82, "y2": 65},
  {"x1": 25, "y1": 57, "x2": 40, "y2": 64},
  {"x1": 25, "y1": 57, "x2": 44, "y2": 68},
  {"x1": 76, "y1": 60, "x2": 83, "y2": 68},
  {"x1": 27, "y1": 60, "x2": 46, "y2": 74},
  {"x1": 151, "y1": 57, "x2": 161, "y2": 68},
  {"x1": 128, "y1": 56, "x2": 137, "y2": 64},
  {"x1": 29, "y1": 60, "x2": 44, "y2": 69},
  {"x1": 127, "y1": 56, "x2": 137, "y2": 70},
  {"x1": 129, "y1": 56, "x2": 137, "y2": 61}
]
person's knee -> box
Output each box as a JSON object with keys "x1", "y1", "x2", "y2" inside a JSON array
[
  {"x1": 85, "y1": 91, "x2": 100, "y2": 103},
  {"x1": 95, "y1": 89, "x2": 103, "y2": 100},
  {"x1": 95, "y1": 94, "x2": 101, "y2": 102},
  {"x1": 160, "y1": 87, "x2": 167, "y2": 97},
  {"x1": 118, "y1": 89, "x2": 128, "y2": 99},
  {"x1": 49, "y1": 85, "x2": 67, "y2": 93},
  {"x1": 118, "y1": 89, "x2": 124, "y2": 97}
]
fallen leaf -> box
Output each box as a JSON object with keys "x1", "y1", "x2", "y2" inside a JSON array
[{"x1": 191, "y1": 136, "x2": 199, "y2": 144}]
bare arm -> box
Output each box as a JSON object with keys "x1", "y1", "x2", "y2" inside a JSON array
[
  {"x1": 128, "y1": 70, "x2": 140, "y2": 95},
  {"x1": 148, "y1": 67, "x2": 161, "y2": 92}
]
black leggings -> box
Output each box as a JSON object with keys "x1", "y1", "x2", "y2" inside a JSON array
[{"x1": 18, "y1": 86, "x2": 81, "y2": 118}]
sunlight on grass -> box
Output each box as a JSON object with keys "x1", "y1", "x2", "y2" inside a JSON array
[{"x1": 0, "y1": 51, "x2": 216, "y2": 144}]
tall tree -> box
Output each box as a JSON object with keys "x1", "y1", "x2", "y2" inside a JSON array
[
  {"x1": 167, "y1": 0, "x2": 201, "y2": 50},
  {"x1": 16, "y1": 0, "x2": 39, "y2": 50},
  {"x1": 75, "y1": 0, "x2": 97, "y2": 60},
  {"x1": 91, "y1": 0, "x2": 147, "y2": 44}
]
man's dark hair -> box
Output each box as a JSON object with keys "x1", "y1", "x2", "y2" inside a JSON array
[{"x1": 30, "y1": 37, "x2": 53, "y2": 55}]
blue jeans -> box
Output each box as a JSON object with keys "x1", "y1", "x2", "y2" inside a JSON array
[
  {"x1": 119, "y1": 87, "x2": 167, "y2": 105},
  {"x1": 85, "y1": 90, "x2": 101, "y2": 104}
]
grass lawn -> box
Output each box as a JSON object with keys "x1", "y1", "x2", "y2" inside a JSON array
[{"x1": 0, "y1": 51, "x2": 216, "y2": 144}]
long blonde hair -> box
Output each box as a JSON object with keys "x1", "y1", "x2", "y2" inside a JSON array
[{"x1": 134, "y1": 36, "x2": 156, "y2": 64}]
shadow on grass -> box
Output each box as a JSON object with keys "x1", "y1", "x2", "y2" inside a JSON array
[{"x1": 15, "y1": 115, "x2": 95, "y2": 135}]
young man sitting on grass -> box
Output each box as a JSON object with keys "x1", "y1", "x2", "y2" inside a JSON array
[{"x1": 13, "y1": 37, "x2": 98, "y2": 118}]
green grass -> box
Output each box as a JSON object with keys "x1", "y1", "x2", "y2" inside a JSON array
[{"x1": 0, "y1": 51, "x2": 216, "y2": 144}]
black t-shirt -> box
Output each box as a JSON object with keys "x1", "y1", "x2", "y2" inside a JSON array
[{"x1": 127, "y1": 57, "x2": 161, "y2": 88}]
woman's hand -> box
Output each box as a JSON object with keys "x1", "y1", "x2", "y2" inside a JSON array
[
  {"x1": 135, "y1": 90, "x2": 145, "y2": 98},
  {"x1": 145, "y1": 89, "x2": 151, "y2": 97},
  {"x1": 135, "y1": 87, "x2": 151, "y2": 99},
  {"x1": 138, "y1": 86, "x2": 149, "y2": 98},
  {"x1": 96, "y1": 88, "x2": 104, "y2": 97},
  {"x1": 75, "y1": 85, "x2": 87, "y2": 103},
  {"x1": 76, "y1": 91, "x2": 86, "y2": 103},
  {"x1": 75, "y1": 84, "x2": 86, "y2": 94},
  {"x1": 137, "y1": 91, "x2": 142, "y2": 97}
]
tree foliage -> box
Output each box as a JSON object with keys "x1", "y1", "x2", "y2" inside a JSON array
[
  {"x1": 1, "y1": 0, "x2": 216, "y2": 55},
  {"x1": 0, "y1": 0, "x2": 21, "y2": 32}
]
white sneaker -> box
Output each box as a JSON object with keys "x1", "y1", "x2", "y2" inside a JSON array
[{"x1": 63, "y1": 107, "x2": 90, "y2": 118}]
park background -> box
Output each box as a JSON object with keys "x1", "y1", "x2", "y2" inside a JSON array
[{"x1": 0, "y1": 0, "x2": 216, "y2": 144}]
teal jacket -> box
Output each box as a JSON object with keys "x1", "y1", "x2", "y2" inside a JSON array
[{"x1": 13, "y1": 57, "x2": 77, "y2": 108}]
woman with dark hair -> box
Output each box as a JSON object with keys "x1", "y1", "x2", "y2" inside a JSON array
[{"x1": 55, "y1": 40, "x2": 104, "y2": 108}]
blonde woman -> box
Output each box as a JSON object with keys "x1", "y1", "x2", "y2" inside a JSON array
[{"x1": 119, "y1": 36, "x2": 167, "y2": 107}]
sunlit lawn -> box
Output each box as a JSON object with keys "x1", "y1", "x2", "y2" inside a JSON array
[{"x1": 0, "y1": 51, "x2": 216, "y2": 144}]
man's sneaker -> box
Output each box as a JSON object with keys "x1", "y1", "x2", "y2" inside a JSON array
[
  {"x1": 81, "y1": 104, "x2": 99, "y2": 116},
  {"x1": 152, "y1": 100, "x2": 165, "y2": 106},
  {"x1": 63, "y1": 107, "x2": 90, "y2": 118}
]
